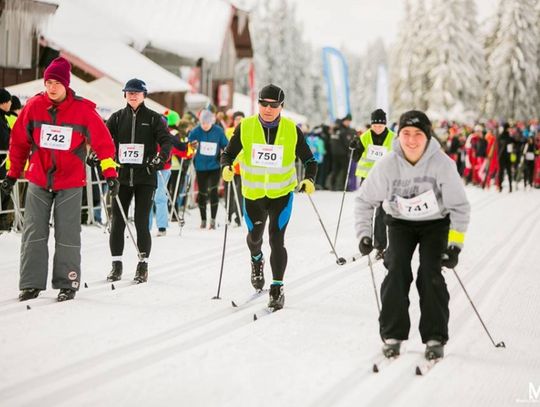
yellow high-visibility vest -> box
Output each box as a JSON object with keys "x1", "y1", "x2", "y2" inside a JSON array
[
  {"x1": 355, "y1": 129, "x2": 394, "y2": 178},
  {"x1": 240, "y1": 115, "x2": 297, "y2": 200}
]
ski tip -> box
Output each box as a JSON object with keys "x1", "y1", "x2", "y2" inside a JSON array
[
  {"x1": 111, "y1": 283, "x2": 115, "y2": 290},
  {"x1": 84, "y1": 282, "x2": 88, "y2": 288},
  {"x1": 415, "y1": 366, "x2": 422, "y2": 376},
  {"x1": 372, "y1": 364, "x2": 379, "y2": 373},
  {"x1": 231, "y1": 300, "x2": 238, "y2": 307},
  {"x1": 253, "y1": 313, "x2": 258, "y2": 321},
  {"x1": 26, "y1": 304, "x2": 31, "y2": 310}
]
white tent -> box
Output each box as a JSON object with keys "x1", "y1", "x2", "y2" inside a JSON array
[{"x1": 7, "y1": 75, "x2": 169, "y2": 119}]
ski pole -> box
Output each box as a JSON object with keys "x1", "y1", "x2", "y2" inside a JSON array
[
  {"x1": 451, "y1": 267, "x2": 505, "y2": 348},
  {"x1": 306, "y1": 194, "x2": 346, "y2": 265},
  {"x1": 93, "y1": 166, "x2": 111, "y2": 233},
  {"x1": 9, "y1": 188, "x2": 24, "y2": 231},
  {"x1": 231, "y1": 176, "x2": 243, "y2": 228},
  {"x1": 178, "y1": 164, "x2": 194, "y2": 233},
  {"x1": 168, "y1": 159, "x2": 184, "y2": 222},
  {"x1": 333, "y1": 149, "x2": 354, "y2": 251},
  {"x1": 367, "y1": 253, "x2": 381, "y2": 314},
  {"x1": 212, "y1": 181, "x2": 231, "y2": 300},
  {"x1": 158, "y1": 170, "x2": 182, "y2": 233},
  {"x1": 113, "y1": 194, "x2": 145, "y2": 262}
]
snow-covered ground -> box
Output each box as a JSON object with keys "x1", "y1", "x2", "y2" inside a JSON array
[{"x1": 1, "y1": 186, "x2": 539, "y2": 406}]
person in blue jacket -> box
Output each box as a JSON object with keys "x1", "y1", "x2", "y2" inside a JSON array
[{"x1": 188, "y1": 109, "x2": 229, "y2": 229}]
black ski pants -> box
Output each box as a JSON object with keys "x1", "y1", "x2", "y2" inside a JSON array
[
  {"x1": 196, "y1": 169, "x2": 220, "y2": 221},
  {"x1": 359, "y1": 178, "x2": 387, "y2": 251},
  {"x1": 244, "y1": 193, "x2": 293, "y2": 281},
  {"x1": 373, "y1": 204, "x2": 387, "y2": 251},
  {"x1": 110, "y1": 184, "x2": 155, "y2": 258},
  {"x1": 498, "y1": 159, "x2": 513, "y2": 191},
  {"x1": 379, "y1": 215, "x2": 450, "y2": 344},
  {"x1": 329, "y1": 154, "x2": 347, "y2": 191}
]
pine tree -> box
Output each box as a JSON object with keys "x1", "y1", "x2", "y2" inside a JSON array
[
  {"x1": 423, "y1": 0, "x2": 484, "y2": 121},
  {"x1": 483, "y1": 0, "x2": 540, "y2": 120},
  {"x1": 409, "y1": 0, "x2": 431, "y2": 111},
  {"x1": 249, "y1": 0, "x2": 326, "y2": 123},
  {"x1": 389, "y1": 0, "x2": 415, "y2": 118},
  {"x1": 349, "y1": 39, "x2": 388, "y2": 125}
]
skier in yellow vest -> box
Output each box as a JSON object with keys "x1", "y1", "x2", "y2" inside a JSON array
[
  {"x1": 350, "y1": 109, "x2": 395, "y2": 260},
  {"x1": 221, "y1": 84, "x2": 317, "y2": 311}
]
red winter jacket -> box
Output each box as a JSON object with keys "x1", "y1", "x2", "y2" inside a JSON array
[{"x1": 8, "y1": 90, "x2": 117, "y2": 190}]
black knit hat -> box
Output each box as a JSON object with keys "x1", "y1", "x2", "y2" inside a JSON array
[
  {"x1": 371, "y1": 109, "x2": 386, "y2": 124},
  {"x1": 259, "y1": 84, "x2": 285, "y2": 103},
  {"x1": 398, "y1": 110, "x2": 432, "y2": 139},
  {"x1": 342, "y1": 113, "x2": 352, "y2": 122},
  {"x1": 10, "y1": 95, "x2": 22, "y2": 110},
  {"x1": 232, "y1": 111, "x2": 245, "y2": 120},
  {"x1": 0, "y1": 88, "x2": 11, "y2": 104}
]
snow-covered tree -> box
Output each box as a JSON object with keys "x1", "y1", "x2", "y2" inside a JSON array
[
  {"x1": 482, "y1": 0, "x2": 540, "y2": 120},
  {"x1": 408, "y1": 0, "x2": 431, "y2": 111},
  {"x1": 389, "y1": 0, "x2": 416, "y2": 118},
  {"x1": 423, "y1": 0, "x2": 485, "y2": 121},
  {"x1": 233, "y1": 58, "x2": 250, "y2": 95},
  {"x1": 248, "y1": 0, "x2": 326, "y2": 123},
  {"x1": 349, "y1": 39, "x2": 388, "y2": 126}
]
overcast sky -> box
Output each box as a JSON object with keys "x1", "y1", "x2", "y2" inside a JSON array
[{"x1": 288, "y1": 0, "x2": 496, "y2": 55}]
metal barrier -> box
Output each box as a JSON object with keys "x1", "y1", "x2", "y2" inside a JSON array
[{"x1": 0, "y1": 156, "x2": 110, "y2": 231}]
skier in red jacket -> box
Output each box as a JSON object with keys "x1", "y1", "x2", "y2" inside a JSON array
[{"x1": 0, "y1": 57, "x2": 119, "y2": 302}]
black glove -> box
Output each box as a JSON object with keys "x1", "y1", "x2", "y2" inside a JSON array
[
  {"x1": 441, "y1": 245, "x2": 461, "y2": 268},
  {"x1": 0, "y1": 176, "x2": 16, "y2": 195},
  {"x1": 86, "y1": 151, "x2": 100, "y2": 168},
  {"x1": 106, "y1": 177, "x2": 120, "y2": 199},
  {"x1": 349, "y1": 137, "x2": 361, "y2": 150},
  {"x1": 146, "y1": 153, "x2": 166, "y2": 174},
  {"x1": 359, "y1": 236, "x2": 373, "y2": 256}
]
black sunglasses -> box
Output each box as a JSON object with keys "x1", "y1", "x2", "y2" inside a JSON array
[{"x1": 259, "y1": 100, "x2": 282, "y2": 108}]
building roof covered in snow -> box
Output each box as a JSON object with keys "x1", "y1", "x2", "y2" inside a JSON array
[
  {"x1": 43, "y1": 0, "x2": 238, "y2": 63},
  {"x1": 44, "y1": 35, "x2": 190, "y2": 93}
]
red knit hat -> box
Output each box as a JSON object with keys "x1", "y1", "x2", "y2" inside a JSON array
[{"x1": 44, "y1": 57, "x2": 71, "y2": 89}]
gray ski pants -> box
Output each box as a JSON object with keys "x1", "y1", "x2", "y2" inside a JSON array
[{"x1": 20, "y1": 183, "x2": 83, "y2": 291}]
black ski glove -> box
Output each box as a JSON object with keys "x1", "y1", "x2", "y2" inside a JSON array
[
  {"x1": 106, "y1": 177, "x2": 120, "y2": 199},
  {"x1": 441, "y1": 245, "x2": 461, "y2": 269},
  {"x1": 349, "y1": 137, "x2": 361, "y2": 150},
  {"x1": 0, "y1": 176, "x2": 16, "y2": 195},
  {"x1": 359, "y1": 236, "x2": 373, "y2": 256},
  {"x1": 146, "y1": 153, "x2": 167, "y2": 174},
  {"x1": 86, "y1": 151, "x2": 100, "y2": 168}
]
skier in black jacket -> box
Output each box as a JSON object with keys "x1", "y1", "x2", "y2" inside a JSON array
[
  {"x1": 106, "y1": 78, "x2": 172, "y2": 283},
  {"x1": 329, "y1": 114, "x2": 356, "y2": 190},
  {"x1": 497, "y1": 123, "x2": 514, "y2": 192}
]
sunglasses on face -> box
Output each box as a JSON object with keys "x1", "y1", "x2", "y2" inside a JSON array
[{"x1": 259, "y1": 100, "x2": 282, "y2": 108}]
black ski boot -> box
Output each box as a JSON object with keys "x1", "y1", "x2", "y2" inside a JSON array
[
  {"x1": 382, "y1": 339, "x2": 401, "y2": 358},
  {"x1": 18, "y1": 288, "x2": 41, "y2": 301},
  {"x1": 425, "y1": 340, "x2": 444, "y2": 360},
  {"x1": 57, "y1": 288, "x2": 76, "y2": 302},
  {"x1": 134, "y1": 262, "x2": 148, "y2": 284},
  {"x1": 250, "y1": 257, "x2": 265, "y2": 291},
  {"x1": 268, "y1": 284, "x2": 285, "y2": 311},
  {"x1": 107, "y1": 261, "x2": 123, "y2": 282}
]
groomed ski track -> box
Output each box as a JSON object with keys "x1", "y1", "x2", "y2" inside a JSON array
[{"x1": 0, "y1": 188, "x2": 539, "y2": 406}]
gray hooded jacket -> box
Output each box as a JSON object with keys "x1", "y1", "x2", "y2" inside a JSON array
[{"x1": 354, "y1": 137, "x2": 470, "y2": 246}]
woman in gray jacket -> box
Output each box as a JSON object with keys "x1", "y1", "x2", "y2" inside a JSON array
[{"x1": 354, "y1": 110, "x2": 470, "y2": 361}]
